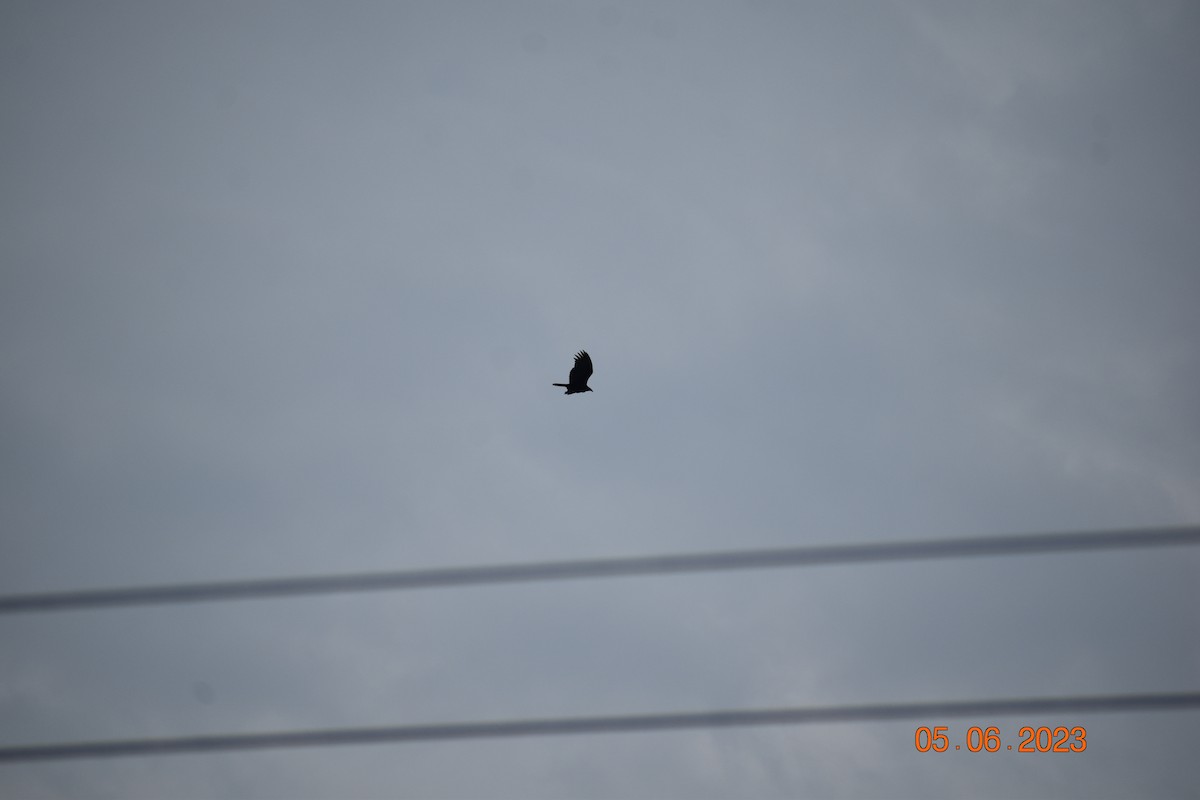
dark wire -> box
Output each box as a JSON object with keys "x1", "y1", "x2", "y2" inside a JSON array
[
  {"x1": 2, "y1": 525, "x2": 1197, "y2": 614},
  {"x1": 1, "y1": 692, "x2": 1197, "y2": 763}
]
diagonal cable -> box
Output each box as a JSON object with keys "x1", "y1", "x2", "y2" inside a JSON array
[
  {"x1": 2, "y1": 525, "x2": 1197, "y2": 614},
  {"x1": 1, "y1": 692, "x2": 1197, "y2": 762}
]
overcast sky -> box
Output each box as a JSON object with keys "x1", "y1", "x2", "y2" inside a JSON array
[{"x1": 2, "y1": 1, "x2": 1198, "y2": 798}]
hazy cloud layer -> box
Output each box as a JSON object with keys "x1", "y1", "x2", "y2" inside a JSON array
[{"x1": 2, "y1": 1, "x2": 1197, "y2": 797}]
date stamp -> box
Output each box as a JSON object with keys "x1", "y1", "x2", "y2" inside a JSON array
[{"x1": 915, "y1": 726, "x2": 1087, "y2": 753}]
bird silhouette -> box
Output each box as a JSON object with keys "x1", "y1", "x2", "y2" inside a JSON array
[{"x1": 553, "y1": 351, "x2": 594, "y2": 394}]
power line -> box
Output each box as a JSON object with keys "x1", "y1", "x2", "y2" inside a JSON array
[
  {"x1": 2, "y1": 525, "x2": 1197, "y2": 615},
  {"x1": 1, "y1": 692, "x2": 1196, "y2": 763}
]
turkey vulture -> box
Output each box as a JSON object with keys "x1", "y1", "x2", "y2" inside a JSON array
[{"x1": 553, "y1": 350, "x2": 594, "y2": 394}]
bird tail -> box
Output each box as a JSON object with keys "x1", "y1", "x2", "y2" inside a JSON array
[{"x1": 552, "y1": 383, "x2": 568, "y2": 387}]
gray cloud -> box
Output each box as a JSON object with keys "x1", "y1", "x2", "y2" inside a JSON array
[{"x1": 2, "y1": 1, "x2": 1197, "y2": 797}]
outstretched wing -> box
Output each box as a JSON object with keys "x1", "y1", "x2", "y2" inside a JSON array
[{"x1": 569, "y1": 350, "x2": 593, "y2": 386}]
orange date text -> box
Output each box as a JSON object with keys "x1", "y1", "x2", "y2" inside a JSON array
[{"x1": 914, "y1": 725, "x2": 1087, "y2": 753}]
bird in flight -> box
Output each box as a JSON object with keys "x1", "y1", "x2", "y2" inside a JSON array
[{"x1": 553, "y1": 350, "x2": 594, "y2": 394}]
